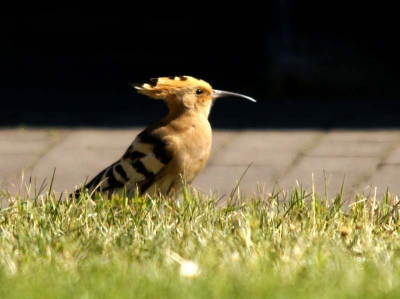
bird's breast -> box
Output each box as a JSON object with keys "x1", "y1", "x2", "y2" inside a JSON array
[
  {"x1": 170, "y1": 118, "x2": 212, "y2": 184},
  {"x1": 188, "y1": 122, "x2": 211, "y2": 182}
]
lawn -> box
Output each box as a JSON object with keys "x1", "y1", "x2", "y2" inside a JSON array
[{"x1": 1, "y1": 182, "x2": 400, "y2": 298}]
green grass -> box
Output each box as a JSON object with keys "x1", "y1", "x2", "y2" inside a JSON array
[{"x1": 1, "y1": 182, "x2": 400, "y2": 298}]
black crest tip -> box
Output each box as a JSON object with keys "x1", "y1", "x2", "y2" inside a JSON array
[{"x1": 149, "y1": 78, "x2": 158, "y2": 86}]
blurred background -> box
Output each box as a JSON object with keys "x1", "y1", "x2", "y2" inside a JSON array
[{"x1": 1, "y1": 6, "x2": 399, "y2": 129}]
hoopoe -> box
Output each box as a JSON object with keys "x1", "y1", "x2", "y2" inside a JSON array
[{"x1": 74, "y1": 76, "x2": 256, "y2": 198}]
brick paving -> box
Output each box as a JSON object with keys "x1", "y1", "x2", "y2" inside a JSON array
[{"x1": 1, "y1": 128, "x2": 400, "y2": 199}]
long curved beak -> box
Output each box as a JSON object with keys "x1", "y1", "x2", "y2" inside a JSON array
[{"x1": 212, "y1": 89, "x2": 257, "y2": 103}]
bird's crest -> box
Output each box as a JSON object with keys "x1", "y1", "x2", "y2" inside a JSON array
[{"x1": 131, "y1": 76, "x2": 213, "y2": 100}]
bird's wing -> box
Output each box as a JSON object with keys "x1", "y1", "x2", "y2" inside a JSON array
[{"x1": 79, "y1": 130, "x2": 173, "y2": 196}]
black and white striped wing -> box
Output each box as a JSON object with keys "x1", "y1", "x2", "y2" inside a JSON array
[{"x1": 76, "y1": 131, "x2": 172, "y2": 196}]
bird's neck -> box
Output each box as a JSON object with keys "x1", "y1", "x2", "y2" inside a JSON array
[
  {"x1": 156, "y1": 107, "x2": 210, "y2": 133},
  {"x1": 166, "y1": 104, "x2": 211, "y2": 121},
  {"x1": 166, "y1": 109, "x2": 208, "y2": 123}
]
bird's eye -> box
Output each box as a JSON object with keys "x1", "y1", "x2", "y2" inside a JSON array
[{"x1": 196, "y1": 89, "x2": 203, "y2": 95}]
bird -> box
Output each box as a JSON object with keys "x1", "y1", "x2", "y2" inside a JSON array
[{"x1": 73, "y1": 75, "x2": 256, "y2": 198}]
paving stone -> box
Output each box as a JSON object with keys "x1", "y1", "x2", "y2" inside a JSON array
[
  {"x1": 209, "y1": 131, "x2": 319, "y2": 166},
  {"x1": 324, "y1": 130, "x2": 400, "y2": 143},
  {"x1": 209, "y1": 131, "x2": 238, "y2": 158},
  {"x1": 2, "y1": 128, "x2": 400, "y2": 201},
  {"x1": 278, "y1": 156, "x2": 380, "y2": 196},
  {"x1": 193, "y1": 165, "x2": 279, "y2": 199},
  {"x1": 308, "y1": 141, "x2": 390, "y2": 157},
  {"x1": 56, "y1": 129, "x2": 141, "y2": 150},
  {"x1": 361, "y1": 165, "x2": 400, "y2": 197},
  {"x1": 4, "y1": 129, "x2": 141, "y2": 195},
  {"x1": 0, "y1": 129, "x2": 66, "y2": 184},
  {"x1": 220, "y1": 130, "x2": 320, "y2": 151},
  {"x1": 383, "y1": 145, "x2": 400, "y2": 164}
]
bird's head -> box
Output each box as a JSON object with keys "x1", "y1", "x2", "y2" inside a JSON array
[{"x1": 131, "y1": 76, "x2": 256, "y2": 117}]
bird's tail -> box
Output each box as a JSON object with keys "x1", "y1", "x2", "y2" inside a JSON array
[{"x1": 71, "y1": 162, "x2": 119, "y2": 199}]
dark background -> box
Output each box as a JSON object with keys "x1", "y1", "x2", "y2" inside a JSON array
[{"x1": 1, "y1": 7, "x2": 399, "y2": 129}]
